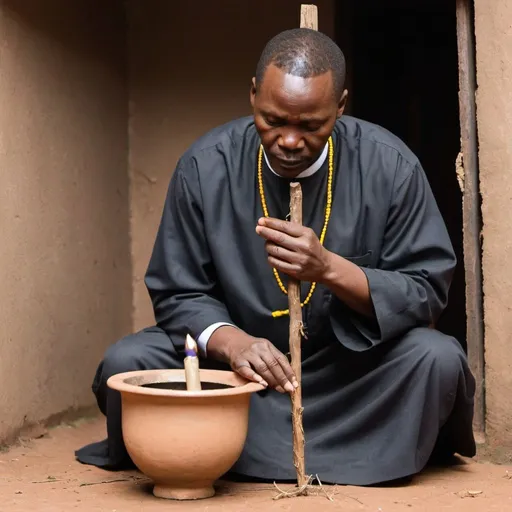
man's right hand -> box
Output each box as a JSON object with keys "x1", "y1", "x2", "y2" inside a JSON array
[{"x1": 207, "y1": 326, "x2": 298, "y2": 394}]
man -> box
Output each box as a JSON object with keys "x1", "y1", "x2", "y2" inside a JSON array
[{"x1": 76, "y1": 28, "x2": 476, "y2": 486}]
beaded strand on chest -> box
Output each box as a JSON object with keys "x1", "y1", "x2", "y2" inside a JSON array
[{"x1": 257, "y1": 136, "x2": 334, "y2": 317}]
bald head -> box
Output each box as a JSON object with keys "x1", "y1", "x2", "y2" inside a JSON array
[{"x1": 255, "y1": 28, "x2": 346, "y2": 99}]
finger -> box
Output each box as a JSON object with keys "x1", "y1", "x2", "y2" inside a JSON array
[
  {"x1": 265, "y1": 242, "x2": 300, "y2": 264},
  {"x1": 258, "y1": 217, "x2": 305, "y2": 236},
  {"x1": 259, "y1": 351, "x2": 295, "y2": 394},
  {"x1": 233, "y1": 361, "x2": 268, "y2": 387},
  {"x1": 247, "y1": 355, "x2": 284, "y2": 392},
  {"x1": 267, "y1": 256, "x2": 301, "y2": 276},
  {"x1": 256, "y1": 226, "x2": 298, "y2": 249},
  {"x1": 269, "y1": 345, "x2": 299, "y2": 390}
]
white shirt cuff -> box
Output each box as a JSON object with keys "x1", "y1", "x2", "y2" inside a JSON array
[{"x1": 197, "y1": 322, "x2": 235, "y2": 357}]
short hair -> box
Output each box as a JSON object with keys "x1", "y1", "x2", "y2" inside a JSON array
[{"x1": 255, "y1": 28, "x2": 346, "y2": 99}]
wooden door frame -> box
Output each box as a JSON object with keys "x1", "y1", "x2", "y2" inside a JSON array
[{"x1": 456, "y1": 0, "x2": 485, "y2": 442}]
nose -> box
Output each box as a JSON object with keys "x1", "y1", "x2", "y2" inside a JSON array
[{"x1": 277, "y1": 129, "x2": 305, "y2": 152}]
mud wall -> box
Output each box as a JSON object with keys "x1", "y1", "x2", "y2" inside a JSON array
[
  {"x1": 0, "y1": 1, "x2": 131, "y2": 442},
  {"x1": 474, "y1": 0, "x2": 512, "y2": 458},
  {"x1": 128, "y1": 0, "x2": 336, "y2": 330}
]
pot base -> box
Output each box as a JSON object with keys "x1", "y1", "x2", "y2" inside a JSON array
[{"x1": 153, "y1": 484, "x2": 215, "y2": 501}]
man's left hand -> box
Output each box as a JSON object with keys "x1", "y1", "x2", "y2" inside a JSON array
[{"x1": 255, "y1": 217, "x2": 331, "y2": 282}]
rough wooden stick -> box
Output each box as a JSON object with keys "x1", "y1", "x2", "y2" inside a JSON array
[
  {"x1": 300, "y1": 4, "x2": 318, "y2": 30},
  {"x1": 288, "y1": 182, "x2": 307, "y2": 489},
  {"x1": 280, "y1": 2, "x2": 319, "y2": 493}
]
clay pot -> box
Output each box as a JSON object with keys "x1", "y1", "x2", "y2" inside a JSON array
[{"x1": 107, "y1": 369, "x2": 263, "y2": 500}]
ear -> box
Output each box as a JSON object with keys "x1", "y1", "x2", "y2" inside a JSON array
[
  {"x1": 250, "y1": 77, "x2": 257, "y2": 109},
  {"x1": 336, "y1": 89, "x2": 349, "y2": 118}
]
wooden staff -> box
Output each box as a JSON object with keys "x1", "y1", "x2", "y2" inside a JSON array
[
  {"x1": 288, "y1": 182, "x2": 307, "y2": 488},
  {"x1": 282, "y1": 3, "x2": 318, "y2": 491},
  {"x1": 300, "y1": 4, "x2": 318, "y2": 30}
]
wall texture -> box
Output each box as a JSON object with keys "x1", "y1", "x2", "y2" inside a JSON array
[
  {"x1": 474, "y1": 0, "x2": 512, "y2": 458},
  {"x1": 0, "y1": 1, "x2": 131, "y2": 442},
  {"x1": 127, "y1": 0, "x2": 335, "y2": 330}
]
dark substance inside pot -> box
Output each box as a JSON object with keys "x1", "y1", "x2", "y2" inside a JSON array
[{"x1": 140, "y1": 381, "x2": 234, "y2": 390}]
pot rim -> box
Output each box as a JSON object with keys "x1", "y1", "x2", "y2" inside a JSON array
[{"x1": 107, "y1": 369, "x2": 265, "y2": 397}]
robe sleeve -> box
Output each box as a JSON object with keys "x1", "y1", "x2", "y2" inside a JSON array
[
  {"x1": 331, "y1": 160, "x2": 456, "y2": 351},
  {"x1": 144, "y1": 157, "x2": 234, "y2": 353}
]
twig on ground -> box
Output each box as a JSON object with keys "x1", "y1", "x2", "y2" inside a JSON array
[
  {"x1": 273, "y1": 476, "x2": 312, "y2": 500},
  {"x1": 344, "y1": 493, "x2": 365, "y2": 505},
  {"x1": 79, "y1": 478, "x2": 132, "y2": 487},
  {"x1": 456, "y1": 489, "x2": 483, "y2": 498},
  {"x1": 273, "y1": 474, "x2": 337, "y2": 501}
]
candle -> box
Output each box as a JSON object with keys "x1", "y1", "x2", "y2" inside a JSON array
[{"x1": 184, "y1": 334, "x2": 202, "y2": 391}]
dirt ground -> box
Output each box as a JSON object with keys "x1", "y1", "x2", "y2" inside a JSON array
[{"x1": 1, "y1": 417, "x2": 511, "y2": 512}]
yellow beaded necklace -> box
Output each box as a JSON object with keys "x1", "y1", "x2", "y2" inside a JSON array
[{"x1": 257, "y1": 136, "x2": 334, "y2": 318}]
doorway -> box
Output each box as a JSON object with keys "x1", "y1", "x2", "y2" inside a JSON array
[{"x1": 335, "y1": 0, "x2": 466, "y2": 349}]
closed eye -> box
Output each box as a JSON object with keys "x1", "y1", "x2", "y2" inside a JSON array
[
  {"x1": 302, "y1": 123, "x2": 322, "y2": 132},
  {"x1": 265, "y1": 117, "x2": 285, "y2": 127}
]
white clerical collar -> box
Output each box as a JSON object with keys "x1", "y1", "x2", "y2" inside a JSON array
[{"x1": 263, "y1": 142, "x2": 329, "y2": 178}]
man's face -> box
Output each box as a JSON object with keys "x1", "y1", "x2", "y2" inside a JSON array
[{"x1": 251, "y1": 64, "x2": 347, "y2": 178}]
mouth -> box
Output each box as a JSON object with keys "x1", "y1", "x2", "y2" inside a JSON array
[{"x1": 275, "y1": 157, "x2": 307, "y2": 170}]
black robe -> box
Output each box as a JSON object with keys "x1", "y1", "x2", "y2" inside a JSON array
[{"x1": 78, "y1": 115, "x2": 476, "y2": 485}]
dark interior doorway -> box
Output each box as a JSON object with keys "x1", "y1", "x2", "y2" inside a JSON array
[{"x1": 335, "y1": 0, "x2": 466, "y2": 349}]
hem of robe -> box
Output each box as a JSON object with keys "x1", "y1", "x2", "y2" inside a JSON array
[
  {"x1": 229, "y1": 447, "x2": 475, "y2": 487},
  {"x1": 74, "y1": 440, "x2": 476, "y2": 487},
  {"x1": 75, "y1": 440, "x2": 135, "y2": 471}
]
